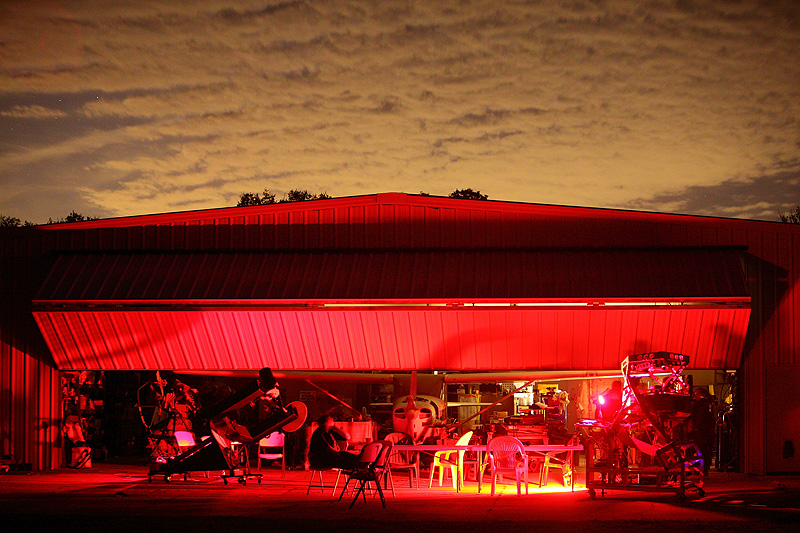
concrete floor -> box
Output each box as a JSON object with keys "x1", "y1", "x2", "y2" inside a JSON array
[{"x1": 1, "y1": 461, "x2": 798, "y2": 532}]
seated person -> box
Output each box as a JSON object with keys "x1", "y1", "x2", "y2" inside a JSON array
[{"x1": 308, "y1": 415, "x2": 359, "y2": 470}]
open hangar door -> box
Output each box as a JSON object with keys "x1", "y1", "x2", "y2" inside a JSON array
[{"x1": 32, "y1": 248, "x2": 750, "y2": 373}]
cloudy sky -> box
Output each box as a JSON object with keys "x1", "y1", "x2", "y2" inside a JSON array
[{"x1": 1, "y1": 0, "x2": 798, "y2": 224}]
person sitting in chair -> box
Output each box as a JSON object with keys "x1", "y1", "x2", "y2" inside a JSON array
[{"x1": 308, "y1": 415, "x2": 359, "y2": 470}]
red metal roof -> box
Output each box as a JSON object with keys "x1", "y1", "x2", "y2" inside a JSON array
[{"x1": 35, "y1": 248, "x2": 749, "y2": 304}]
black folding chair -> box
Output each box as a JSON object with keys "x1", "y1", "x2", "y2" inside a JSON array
[{"x1": 338, "y1": 440, "x2": 393, "y2": 509}]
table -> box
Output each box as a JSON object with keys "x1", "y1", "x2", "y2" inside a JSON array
[{"x1": 393, "y1": 444, "x2": 583, "y2": 493}]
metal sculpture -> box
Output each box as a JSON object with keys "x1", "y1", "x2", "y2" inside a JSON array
[{"x1": 578, "y1": 352, "x2": 705, "y2": 500}]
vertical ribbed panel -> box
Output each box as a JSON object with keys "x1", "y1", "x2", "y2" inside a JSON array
[{"x1": 0, "y1": 238, "x2": 61, "y2": 470}]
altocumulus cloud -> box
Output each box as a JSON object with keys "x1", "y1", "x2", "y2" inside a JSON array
[{"x1": 1, "y1": 0, "x2": 798, "y2": 222}]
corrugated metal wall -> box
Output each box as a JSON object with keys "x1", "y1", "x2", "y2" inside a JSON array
[
  {"x1": 0, "y1": 236, "x2": 61, "y2": 470},
  {"x1": 2, "y1": 193, "x2": 799, "y2": 472},
  {"x1": 35, "y1": 249, "x2": 750, "y2": 302}
]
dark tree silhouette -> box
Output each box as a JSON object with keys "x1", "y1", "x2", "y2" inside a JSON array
[
  {"x1": 417, "y1": 189, "x2": 489, "y2": 199},
  {"x1": 0, "y1": 214, "x2": 22, "y2": 228},
  {"x1": 449, "y1": 188, "x2": 489, "y2": 200},
  {"x1": 47, "y1": 211, "x2": 98, "y2": 224},
  {"x1": 284, "y1": 189, "x2": 317, "y2": 202},
  {"x1": 235, "y1": 188, "x2": 330, "y2": 205},
  {"x1": 282, "y1": 189, "x2": 331, "y2": 202},
  {"x1": 778, "y1": 204, "x2": 800, "y2": 224},
  {"x1": 237, "y1": 188, "x2": 277, "y2": 207}
]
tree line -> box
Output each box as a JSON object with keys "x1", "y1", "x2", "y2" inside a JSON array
[
  {"x1": 0, "y1": 210, "x2": 99, "y2": 228},
  {"x1": 235, "y1": 187, "x2": 488, "y2": 206},
  {"x1": 4, "y1": 194, "x2": 798, "y2": 227}
]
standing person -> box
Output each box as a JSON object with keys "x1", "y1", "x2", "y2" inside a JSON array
[
  {"x1": 689, "y1": 388, "x2": 715, "y2": 476},
  {"x1": 308, "y1": 415, "x2": 359, "y2": 470},
  {"x1": 597, "y1": 380, "x2": 623, "y2": 422}
]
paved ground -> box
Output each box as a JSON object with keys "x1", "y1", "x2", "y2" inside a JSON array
[{"x1": 1, "y1": 460, "x2": 798, "y2": 532}]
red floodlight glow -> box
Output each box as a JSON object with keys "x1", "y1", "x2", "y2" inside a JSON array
[{"x1": 597, "y1": 394, "x2": 606, "y2": 405}]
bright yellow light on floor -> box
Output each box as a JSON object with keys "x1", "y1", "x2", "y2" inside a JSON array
[{"x1": 413, "y1": 483, "x2": 587, "y2": 495}]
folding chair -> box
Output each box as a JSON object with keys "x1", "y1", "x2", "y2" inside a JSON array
[
  {"x1": 257, "y1": 431, "x2": 286, "y2": 478},
  {"x1": 338, "y1": 440, "x2": 393, "y2": 508}
]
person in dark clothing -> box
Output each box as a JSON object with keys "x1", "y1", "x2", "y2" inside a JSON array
[
  {"x1": 308, "y1": 415, "x2": 359, "y2": 470},
  {"x1": 689, "y1": 388, "x2": 715, "y2": 476},
  {"x1": 597, "y1": 380, "x2": 623, "y2": 422}
]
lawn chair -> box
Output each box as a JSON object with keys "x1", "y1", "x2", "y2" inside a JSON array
[{"x1": 478, "y1": 436, "x2": 529, "y2": 496}]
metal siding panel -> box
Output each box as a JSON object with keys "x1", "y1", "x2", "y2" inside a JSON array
[
  {"x1": 375, "y1": 312, "x2": 399, "y2": 369},
  {"x1": 298, "y1": 313, "x2": 325, "y2": 369},
  {"x1": 356, "y1": 312, "x2": 382, "y2": 369},
  {"x1": 256, "y1": 312, "x2": 284, "y2": 369},
  {"x1": 208, "y1": 312, "x2": 239, "y2": 369},
  {"x1": 321, "y1": 311, "x2": 346, "y2": 369},
  {"x1": 363, "y1": 205, "x2": 379, "y2": 248},
  {"x1": 58, "y1": 313, "x2": 90, "y2": 369},
  {"x1": 794, "y1": 233, "x2": 800, "y2": 364},
  {"x1": 409, "y1": 206, "x2": 425, "y2": 248},
  {"x1": 155, "y1": 313, "x2": 184, "y2": 368},
  {"x1": 31, "y1": 313, "x2": 66, "y2": 368},
  {"x1": 439, "y1": 208, "x2": 455, "y2": 248},
  {"x1": 329, "y1": 312, "x2": 351, "y2": 369},
  {"x1": 572, "y1": 310, "x2": 593, "y2": 369},
  {"x1": 485, "y1": 311, "x2": 504, "y2": 370},
  {"x1": 79, "y1": 312, "x2": 117, "y2": 370},
  {"x1": 620, "y1": 310, "x2": 642, "y2": 364},
  {"x1": 117, "y1": 313, "x2": 149, "y2": 369},
  {"x1": 436, "y1": 312, "x2": 459, "y2": 370},
  {"x1": 406, "y1": 311, "x2": 429, "y2": 369},
  {"x1": 31, "y1": 305, "x2": 752, "y2": 372},
  {"x1": 95, "y1": 312, "x2": 132, "y2": 369},
  {"x1": 240, "y1": 312, "x2": 271, "y2": 369},
  {"x1": 423, "y1": 206, "x2": 441, "y2": 248},
  {"x1": 347, "y1": 312, "x2": 372, "y2": 370},
  {"x1": 35, "y1": 249, "x2": 752, "y2": 302},
  {"x1": 137, "y1": 312, "x2": 174, "y2": 369},
  {"x1": 696, "y1": 309, "x2": 719, "y2": 368},
  {"x1": 776, "y1": 231, "x2": 794, "y2": 363},
  {"x1": 462, "y1": 311, "x2": 481, "y2": 369},
  {"x1": 635, "y1": 311, "x2": 657, "y2": 355},
  {"x1": 426, "y1": 312, "x2": 448, "y2": 369},
  {"x1": 391, "y1": 312, "x2": 415, "y2": 369},
  {"x1": 536, "y1": 311, "x2": 556, "y2": 367},
  {"x1": 170, "y1": 312, "x2": 200, "y2": 369}
]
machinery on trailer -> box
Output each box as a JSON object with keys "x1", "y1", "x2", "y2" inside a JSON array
[{"x1": 577, "y1": 352, "x2": 704, "y2": 500}]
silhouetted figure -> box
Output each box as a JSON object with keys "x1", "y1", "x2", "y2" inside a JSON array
[
  {"x1": 308, "y1": 415, "x2": 359, "y2": 470},
  {"x1": 689, "y1": 388, "x2": 715, "y2": 476},
  {"x1": 597, "y1": 380, "x2": 623, "y2": 422}
]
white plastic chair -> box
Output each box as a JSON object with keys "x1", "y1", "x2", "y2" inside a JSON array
[
  {"x1": 258, "y1": 432, "x2": 285, "y2": 478},
  {"x1": 428, "y1": 431, "x2": 473, "y2": 489},
  {"x1": 478, "y1": 436, "x2": 529, "y2": 496}
]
